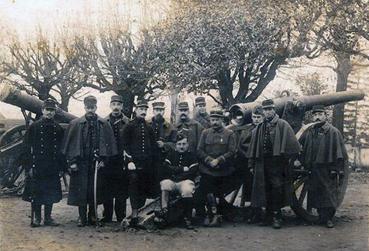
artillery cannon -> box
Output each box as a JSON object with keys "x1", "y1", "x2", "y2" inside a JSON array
[
  {"x1": 0, "y1": 83, "x2": 365, "y2": 226},
  {"x1": 227, "y1": 89, "x2": 365, "y2": 223},
  {"x1": 0, "y1": 84, "x2": 77, "y2": 194}
]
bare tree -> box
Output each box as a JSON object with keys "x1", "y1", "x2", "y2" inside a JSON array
[
  {"x1": 1, "y1": 33, "x2": 87, "y2": 111},
  {"x1": 74, "y1": 26, "x2": 165, "y2": 116}
]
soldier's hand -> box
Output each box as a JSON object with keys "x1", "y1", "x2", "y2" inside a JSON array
[
  {"x1": 210, "y1": 159, "x2": 219, "y2": 168},
  {"x1": 28, "y1": 169, "x2": 33, "y2": 178},
  {"x1": 97, "y1": 161, "x2": 105, "y2": 170},
  {"x1": 294, "y1": 160, "x2": 302, "y2": 168},
  {"x1": 183, "y1": 166, "x2": 189, "y2": 172},
  {"x1": 128, "y1": 162, "x2": 136, "y2": 170},
  {"x1": 329, "y1": 170, "x2": 337, "y2": 179},
  {"x1": 250, "y1": 168, "x2": 254, "y2": 175},
  {"x1": 157, "y1": 141, "x2": 165, "y2": 148},
  {"x1": 70, "y1": 163, "x2": 78, "y2": 172}
]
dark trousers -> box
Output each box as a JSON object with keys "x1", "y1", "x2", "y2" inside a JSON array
[
  {"x1": 128, "y1": 170, "x2": 150, "y2": 209},
  {"x1": 318, "y1": 207, "x2": 336, "y2": 222},
  {"x1": 78, "y1": 204, "x2": 96, "y2": 223},
  {"x1": 32, "y1": 203, "x2": 53, "y2": 220},
  {"x1": 103, "y1": 197, "x2": 126, "y2": 222},
  {"x1": 264, "y1": 157, "x2": 285, "y2": 213},
  {"x1": 199, "y1": 174, "x2": 229, "y2": 213}
]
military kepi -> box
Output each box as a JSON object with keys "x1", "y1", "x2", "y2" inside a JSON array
[
  {"x1": 136, "y1": 100, "x2": 149, "y2": 108},
  {"x1": 152, "y1": 101, "x2": 165, "y2": 109},
  {"x1": 84, "y1": 95, "x2": 97, "y2": 107},
  {"x1": 209, "y1": 109, "x2": 224, "y2": 118},
  {"x1": 42, "y1": 98, "x2": 57, "y2": 110},
  {"x1": 262, "y1": 99, "x2": 275, "y2": 109},
  {"x1": 178, "y1": 101, "x2": 189, "y2": 110},
  {"x1": 195, "y1": 96, "x2": 206, "y2": 105},
  {"x1": 312, "y1": 104, "x2": 325, "y2": 113},
  {"x1": 110, "y1": 95, "x2": 123, "y2": 103}
]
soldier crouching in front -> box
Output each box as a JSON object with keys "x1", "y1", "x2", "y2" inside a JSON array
[
  {"x1": 197, "y1": 109, "x2": 237, "y2": 227},
  {"x1": 122, "y1": 100, "x2": 157, "y2": 228},
  {"x1": 155, "y1": 133, "x2": 199, "y2": 229},
  {"x1": 62, "y1": 95, "x2": 117, "y2": 227},
  {"x1": 22, "y1": 99, "x2": 65, "y2": 227}
]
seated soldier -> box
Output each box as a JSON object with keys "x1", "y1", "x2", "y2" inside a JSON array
[{"x1": 156, "y1": 133, "x2": 199, "y2": 229}]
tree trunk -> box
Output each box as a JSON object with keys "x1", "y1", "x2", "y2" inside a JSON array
[
  {"x1": 60, "y1": 96, "x2": 70, "y2": 112},
  {"x1": 332, "y1": 52, "x2": 352, "y2": 133},
  {"x1": 117, "y1": 90, "x2": 135, "y2": 118},
  {"x1": 170, "y1": 89, "x2": 179, "y2": 124}
]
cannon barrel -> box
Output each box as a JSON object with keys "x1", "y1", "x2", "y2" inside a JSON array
[
  {"x1": 0, "y1": 84, "x2": 77, "y2": 123},
  {"x1": 229, "y1": 90, "x2": 365, "y2": 125}
]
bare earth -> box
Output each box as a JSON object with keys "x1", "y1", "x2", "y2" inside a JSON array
[{"x1": 0, "y1": 173, "x2": 368, "y2": 251}]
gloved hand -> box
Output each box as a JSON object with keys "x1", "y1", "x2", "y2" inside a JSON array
[
  {"x1": 249, "y1": 168, "x2": 254, "y2": 175},
  {"x1": 183, "y1": 166, "x2": 189, "y2": 172},
  {"x1": 329, "y1": 170, "x2": 338, "y2": 179},
  {"x1": 27, "y1": 169, "x2": 33, "y2": 178},
  {"x1": 209, "y1": 159, "x2": 219, "y2": 168},
  {"x1": 128, "y1": 162, "x2": 136, "y2": 171},
  {"x1": 69, "y1": 163, "x2": 78, "y2": 172},
  {"x1": 97, "y1": 161, "x2": 105, "y2": 170}
]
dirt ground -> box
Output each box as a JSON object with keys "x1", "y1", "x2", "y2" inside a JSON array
[{"x1": 0, "y1": 173, "x2": 368, "y2": 251}]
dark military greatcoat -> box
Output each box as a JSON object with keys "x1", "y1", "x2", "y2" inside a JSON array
[
  {"x1": 176, "y1": 119, "x2": 204, "y2": 153},
  {"x1": 149, "y1": 116, "x2": 176, "y2": 151},
  {"x1": 299, "y1": 122, "x2": 348, "y2": 209},
  {"x1": 22, "y1": 118, "x2": 65, "y2": 205},
  {"x1": 62, "y1": 115, "x2": 117, "y2": 206},
  {"x1": 194, "y1": 113, "x2": 211, "y2": 129}
]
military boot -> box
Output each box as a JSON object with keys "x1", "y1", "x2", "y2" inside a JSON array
[
  {"x1": 44, "y1": 204, "x2": 59, "y2": 226},
  {"x1": 272, "y1": 211, "x2": 282, "y2": 229},
  {"x1": 78, "y1": 206, "x2": 87, "y2": 227},
  {"x1": 31, "y1": 204, "x2": 42, "y2": 228}
]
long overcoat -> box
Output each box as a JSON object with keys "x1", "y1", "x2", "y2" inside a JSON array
[{"x1": 62, "y1": 115, "x2": 117, "y2": 206}]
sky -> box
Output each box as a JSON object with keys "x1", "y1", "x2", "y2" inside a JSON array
[{"x1": 0, "y1": 0, "x2": 337, "y2": 119}]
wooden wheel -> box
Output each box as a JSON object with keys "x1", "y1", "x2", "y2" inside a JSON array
[
  {"x1": 0, "y1": 125, "x2": 27, "y2": 192},
  {"x1": 290, "y1": 123, "x2": 350, "y2": 223}
]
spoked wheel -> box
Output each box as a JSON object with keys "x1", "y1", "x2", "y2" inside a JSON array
[
  {"x1": 290, "y1": 168, "x2": 319, "y2": 223},
  {"x1": 290, "y1": 123, "x2": 350, "y2": 223},
  {"x1": 0, "y1": 125, "x2": 27, "y2": 194}
]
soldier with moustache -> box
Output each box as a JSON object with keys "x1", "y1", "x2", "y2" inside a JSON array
[
  {"x1": 62, "y1": 95, "x2": 117, "y2": 227},
  {"x1": 197, "y1": 110, "x2": 237, "y2": 227},
  {"x1": 175, "y1": 101, "x2": 204, "y2": 153},
  {"x1": 247, "y1": 99, "x2": 300, "y2": 229},
  {"x1": 299, "y1": 105, "x2": 348, "y2": 228},
  {"x1": 122, "y1": 100, "x2": 157, "y2": 227},
  {"x1": 193, "y1": 96, "x2": 211, "y2": 128},
  {"x1": 149, "y1": 101, "x2": 176, "y2": 151},
  {"x1": 149, "y1": 102, "x2": 177, "y2": 195},
  {"x1": 22, "y1": 99, "x2": 65, "y2": 227},
  {"x1": 101, "y1": 95, "x2": 130, "y2": 223}
]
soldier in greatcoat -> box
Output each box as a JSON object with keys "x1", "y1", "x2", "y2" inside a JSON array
[
  {"x1": 175, "y1": 101, "x2": 204, "y2": 153},
  {"x1": 247, "y1": 99, "x2": 301, "y2": 229},
  {"x1": 299, "y1": 105, "x2": 348, "y2": 228},
  {"x1": 22, "y1": 99, "x2": 65, "y2": 227},
  {"x1": 101, "y1": 95, "x2": 130, "y2": 223},
  {"x1": 193, "y1": 96, "x2": 211, "y2": 128},
  {"x1": 62, "y1": 95, "x2": 117, "y2": 227}
]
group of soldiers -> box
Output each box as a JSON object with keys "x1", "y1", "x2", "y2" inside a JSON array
[{"x1": 22, "y1": 94, "x2": 347, "y2": 230}]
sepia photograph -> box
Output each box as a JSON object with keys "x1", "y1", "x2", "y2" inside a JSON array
[{"x1": 0, "y1": 0, "x2": 368, "y2": 250}]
